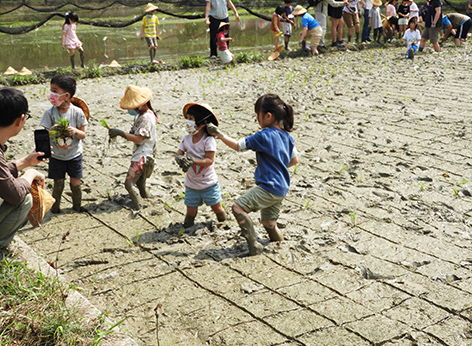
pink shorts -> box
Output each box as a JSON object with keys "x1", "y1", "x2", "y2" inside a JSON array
[{"x1": 129, "y1": 157, "x2": 146, "y2": 174}]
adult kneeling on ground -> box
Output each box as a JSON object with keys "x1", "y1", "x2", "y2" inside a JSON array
[{"x1": 0, "y1": 87, "x2": 46, "y2": 260}]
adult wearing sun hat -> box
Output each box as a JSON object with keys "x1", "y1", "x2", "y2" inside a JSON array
[
  {"x1": 204, "y1": 0, "x2": 240, "y2": 59},
  {"x1": 293, "y1": 5, "x2": 322, "y2": 55},
  {"x1": 108, "y1": 85, "x2": 158, "y2": 210}
]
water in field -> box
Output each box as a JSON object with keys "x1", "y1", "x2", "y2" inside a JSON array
[{"x1": 0, "y1": 5, "x2": 282, "y2": 71}]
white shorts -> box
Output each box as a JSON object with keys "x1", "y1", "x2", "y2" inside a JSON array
[
  {"x1": 218, "y1": 49, "x2": 233, "y2": 64},
  {"x1": 282, "y1": 22, "x2": 292, "y2": 36}
]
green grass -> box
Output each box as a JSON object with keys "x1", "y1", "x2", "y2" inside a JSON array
[{"x1": 0, "y1": 258, "x2": 116, "y2": 345}]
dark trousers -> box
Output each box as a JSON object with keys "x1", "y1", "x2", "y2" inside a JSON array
[
  {"x1": 362, "y1": 9, "x2": 371, "y2": 42},
  {"x1": 209, "y1": 15, "x2": 229, "y2": 57}
]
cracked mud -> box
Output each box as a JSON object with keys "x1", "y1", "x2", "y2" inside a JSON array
[{"x1": 12, "y1": 44, "x2": 472, "y2": 345}]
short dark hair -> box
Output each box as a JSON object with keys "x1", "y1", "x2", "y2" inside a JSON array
[
  {"x1": 276, "y1": 5, "x2": 285, "y2": 15},
  {"x1": 51, "y1": 75, "x2": 76, "y2": 97},
  {"x1": 0, "y1": 87, "x2": 28, "y2": 127},
  {"x1": 65, "y1": 11, "x2": 79, "y2": 25}
]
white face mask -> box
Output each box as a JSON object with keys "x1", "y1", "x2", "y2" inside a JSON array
[
  {"x1": 49, "y1": 92, "x2": 68, "y2": 107},
  {"x1": 185, "y1": 119, "x2": 198, "y2": 134}
]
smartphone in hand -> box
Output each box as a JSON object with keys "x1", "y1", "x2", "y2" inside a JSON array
[{"x1": 34, "y1": 129, "x2": 51, "y2": 160}]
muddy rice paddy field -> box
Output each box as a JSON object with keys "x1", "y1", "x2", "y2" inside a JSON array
[{"x1": 10, "y1": 42, "x2": 472, "y2": 345}]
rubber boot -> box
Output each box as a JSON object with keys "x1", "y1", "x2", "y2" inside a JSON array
[
  {"x1": 216, "y1": 211, "x2": 226, "y2": 222},
  {"x1": 264, "y1": 224, "x2": 284, "y2": 241},
  {"x1": 51, "y1": 179, "x2": 65, "y2": 213},
  {"x1": 348, "y1": 35, "x2": 352, "y2": 43},
  {"x1": 79, "y1": 49, "x2": 85, "y2": 68},
  {"x1": 234, "y1": 212, "x2": 263, "y2": 256},
  {"x1": 150, "y1": 48, "x2": 155, "y2": 63},
  {"x1": 128, "y1": 188, "x2": 141, "y2": 210},
  {"x1": 183, "y1": 215, "x2": 195, "y2": 228},
  {"x1": 70, "y1": 55, "x2": 75, "y2": 69},
  {"x1": 355, "y1": 32, "x2": 360, "y2": 44},
  {"x1": 136, "y1": 176, "x2": 150, "y2": 198},
  {"x1": 70, "y1": 184, "x2": 82, "y2": 212}
]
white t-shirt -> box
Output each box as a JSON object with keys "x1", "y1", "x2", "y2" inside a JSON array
[
  {"x1": 344, "y1": 0, "x2": 360, "y2": 13},
  {"x1": 178, "y1": 133, "x2": 218, "y2": 190},
  {"x1": 130, "y1": 109, "x2": 157, "y2": 162},
  {"x1": 409, "y1": 2, "x2": 419, "y2": 19},
  {"x1": 403, "y1": 28, "x2": 421, "y2": 48}
]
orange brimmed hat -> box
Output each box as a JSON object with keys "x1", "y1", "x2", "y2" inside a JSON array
[
  {"x1": 120, "y1": 85, "x2": 152, "y2": 110},
  {"x1": 183, "y1": 103, "x2": 219, "y2": 126},
  {"x1": 71, "y1": 97, "x2": 90, "y2": 120},
  {"x1": 145, "y1": 3, "x2": 158, "y2": 13},
  {"x1": 28, "y1": 182, "x2": 55, "y2": 227}
]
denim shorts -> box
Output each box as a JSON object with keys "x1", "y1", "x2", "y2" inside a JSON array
[
  {"x1": 235, "y1": 186, "x2": 284, "y2": 221},
  {"x1": 185, "y1": 182, "x2": 222, "y2": 208},
  {"x1": 48, "y1": 155, "x2": 83, "y2": 179}
]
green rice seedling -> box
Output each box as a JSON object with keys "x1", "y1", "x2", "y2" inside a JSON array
[
  {"x1": 49, "y1": 116, "x2": 70, "y2": 142},
  {"x1": 100, "y1": 119, "x2": 110, "y2": 129},
  {"x1": 324, "y1": 106, "x2": 328, "y2": 112},
  {"x1": 339, "y1": 164, "x2": 348, "y2": 174},
  {"x1": 420, "y1": 183, "x2": 425, "y2": 190},
  {"x1": 293, "y1": 163, "x2": 299, "y2": 174},
  {"x1": 305, "y1": 199, "x2": 312, "y2": 209},
  {"x1": 453, "y1": 188, "x2": 458, "y2": 196},
  {"x1": 349, "y1": 211, "x2": 356, "y2": 226},
  {"x1": 459, "y1": 181, "x2": 469, "y2": 185},
  {"x1": 228, "y1": 110, "x2": 233, "y2": 118},
  {"x1": 178, "y1": 227, "x2": 185, "y2": 237}
]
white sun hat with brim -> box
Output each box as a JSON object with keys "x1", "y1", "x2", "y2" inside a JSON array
[
  {"x1": 293, "y1": 5, "x2": 307, "y2": 16},
  {"x1": 120, "y1": 85, "x2": 152, "y2": 110}
]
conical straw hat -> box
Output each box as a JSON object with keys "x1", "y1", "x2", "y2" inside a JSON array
[
  {"x1": 268, "y1": 51, "x2": 280, "y2": 61},
  {"x1": 71, "y1": 97, "x2": 90, "y2": 121},
  {"x1": 145, "y1": 3, "x2": 158, "y2": 13},
  {"x1": 18, "y1": 67, "x2": 32, "y2": 76},
  {"x1": 120, "y1": 85, "x2": 152, "y2": 110},
  {"x1": 28, "y1": 182, "x2": 55, "y2": 227},
  {"x1": 183, "y1": 102, "x2": 219, "y2": 126},
  {"x1": 3, "y1": 66, "x2": 18, "y2": 75},
  {"x1": 108, "y1": 60, "x2": 121, "y2": 68}
]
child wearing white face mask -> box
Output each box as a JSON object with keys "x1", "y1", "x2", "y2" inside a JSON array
[
  {"x1": 108, "y1": 85, "x2": 157, "y2": 210},
  {"x1": 40, "y1": 74, "x2": 88, "y2": 213},
  {"x1": 175, "y1": 103, "x2": 225, "y2": 228}
]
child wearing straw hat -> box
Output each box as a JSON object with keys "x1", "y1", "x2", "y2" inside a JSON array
[
  {"x1": 293, "y1": 5, "x2": 322, "y2": 55},
  {"x1": 140, "y1": 3, "x2": 160, "y2": 64},
  {"x1": 217, "y1": 22, "x2": 235, "y2": 65},
  {"x1": 175, "y1": 103, "x2": 226, "y2": 228},
  {"x1": 108, "y1": 86, "x2": 157, "y2": 210}
]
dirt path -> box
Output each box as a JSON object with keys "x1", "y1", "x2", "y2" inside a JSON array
[{"x1": 12, "y1": 43, "x2": 472, "y2": 345}]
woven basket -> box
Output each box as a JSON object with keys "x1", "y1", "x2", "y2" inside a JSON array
[{"x1": 28, "y1": 182, "x2": 55, "y2": 227}]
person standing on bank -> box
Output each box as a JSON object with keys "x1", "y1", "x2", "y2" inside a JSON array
[
  {"x1": 312, "y1": 0, "x2": 348, "y2": 49},
  {"x1": 204, "y1": 0, "x2": 240, "y2": 59},
  {"x1": 140, "y1": 3, "x2": 160, "y2": 65},
  {"x1": 0, "y1": 87, "x2": 46, "y2": 260}
]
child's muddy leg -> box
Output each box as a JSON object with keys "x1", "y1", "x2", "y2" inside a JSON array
[
  {"x1": 69, "y1": 48, "x2": 76, "y2": 69},
  {"x1": 262, "y1": 220, "x2": 283, "y2": 241},
  {"x1": 51, "y1": 179, "x2": 65, "y2": 213},
  {"x1": 125, "y1": 171, "x2": 141, "y2": 210},
  {"x1": 232, "y1": 203, "x2": 263, "y2": 256},
  {"x1": 211, "y1": 202, "x2": 226, "y2": 222},
  {"x1": 79, "y1": 47, "x2": 85, "y2": 68},
  {"x1": 184, "y1": 206, "x2": 198, "y2": 228},
  {"x1": 136, "y1": 157, "x2": 153, "y2": 198},
  {"x1": 70, "y1": 177, "x2": 82, "y2": 212},
  {"x1": 136, "y1": 175, "x2": 150, "y2": 198}
]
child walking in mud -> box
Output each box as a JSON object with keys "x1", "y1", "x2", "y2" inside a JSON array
[
  {"x1": 217, "y1": 22, "x2": 235, "y2": 65},
  {"x1": 175, "y1": 103, "x2": 226, "y2": 228},
  {"x1": 62, "y1": 12, "x2": 85, "y2": 69},
  {"x1": 207, "y1": 94, "x2": 298, "y2": 256},
  {"x1": 271, "y1": 6, "x2": 285, "y2": 50},
  {"x1": 108, "y1": 85, "x2": 157, "y2": 210},
  {"x1": 40, "y1": 75, "x2": 88, "y2": 213}
]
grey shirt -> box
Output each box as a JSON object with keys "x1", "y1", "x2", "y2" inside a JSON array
[
  {"x1": 39, "y1": 104, "x2": 88, "y2": 161},
  {"x1": 207, "y1": 0, "x2": 229, "y2": 20}
]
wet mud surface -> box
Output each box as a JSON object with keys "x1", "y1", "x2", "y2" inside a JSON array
[{"x1": 11, "y1": 43, "x2": 472, "y2": 345}]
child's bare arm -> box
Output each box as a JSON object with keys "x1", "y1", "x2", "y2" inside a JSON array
[
  {"x1": 220, "y1": 36, "x2": 234, "y2": 42},
  {"x1": 288, "y1": 156, "x2": 298, "y2": 168},
  {"x1": 206, "y1": 124, "x2": 239, "y2": 151},
  {"x1": 68, "y1": 125, "x2": 86, "y2": 140}
]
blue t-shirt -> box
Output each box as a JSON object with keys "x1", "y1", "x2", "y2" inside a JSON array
[
  {"x1": 302, "y1": 13, "x2": 320, "y2": 30},
  {"x1": 240, "y1": 127, "x2": 296, "y2": 197}
]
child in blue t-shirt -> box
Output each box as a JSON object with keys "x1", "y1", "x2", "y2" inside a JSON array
[{"x1": 207, "y1": 94, "x2": 299, "y2": 256}]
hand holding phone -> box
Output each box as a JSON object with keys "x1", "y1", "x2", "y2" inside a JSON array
[{"x1": 34, "y1": 129, "x2": 51, "y2": 160}]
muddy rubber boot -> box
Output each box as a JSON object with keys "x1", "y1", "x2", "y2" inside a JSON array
[
  {"x1": 70, "y1": 184, "x2": 82, "y2": 212},
  {"x1": 264, "y1": 224, "x2": 284, "y2": 241},
  {"x1": 216, "y1": 211, "x2": 226, "y2": 222},
  {"x1": 183, "y1": 215, "x2": 195, "y2": 228},
  {"x1": 234, "y1": 213, "x2": 263, "y2": 256},
  {"x1": 136, "y1": 177, "x2": 150, "y2": 198},
  {"x1": 51, "y1": 179, "x2": 65, "y2": 214},
  {"x1": 79, "y1": 49, "x2": 85, "y2": 68},
  {"x1": 70, "y1": 55, "x2": 75, "y2": 69}
]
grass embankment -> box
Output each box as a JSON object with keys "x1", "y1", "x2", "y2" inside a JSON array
[{"x1": 0, "y1": 258, "x2": 120, "y2": 345}]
